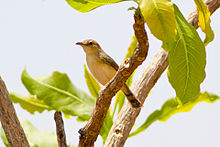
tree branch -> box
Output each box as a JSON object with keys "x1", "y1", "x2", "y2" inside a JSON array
[
  {"x1": 0, "y1": 76, "x2": 29, "y2": 147},
  {"x1": 78, "y1": 10, "x2": 149, "y2": 147},
  {"x1": 54, "y1": 111, "x2": 67, "y2": 147},
  {"x1": 104, "y1": 0, "x2": 219, "y2": 146}
]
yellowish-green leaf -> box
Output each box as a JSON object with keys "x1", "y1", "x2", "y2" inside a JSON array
[
  {"x1": 84, "y1": 65, "x2": 101, "y2": 98},
  {"x1": 129, "y1": 92, "x2": 220, "y2": 137},
  {"x1": 167, "y1": 5, "x2": 206, "y2": 104},
  {"x1": 1, "y1": 120, "x2": 58, "y2": 147},
  {"x1": 66, "y1": 0, "x2": 127, "y2": 13},
  {"x1": 194, "y1": 0, "x2": 214, "y2": 46},
  {"x1": 21, "y1": 68, "x2": 96, "y2": 121},
  {"x1": 140, "y1": 0, "x2": 176, "y2": 49},
  {"x1": 113, "y1": 91, "x2": 125, "y2": 116},
  {"x1": 124, "y1": 35, "x2": 138, "y2": 60},
  {"x1": 10, "y1": 93, "x2": 53, "y2": 114}
]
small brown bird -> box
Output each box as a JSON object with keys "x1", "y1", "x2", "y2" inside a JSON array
[{"x1": 76, "y1": 39, "x2": 141, "y2": 108}]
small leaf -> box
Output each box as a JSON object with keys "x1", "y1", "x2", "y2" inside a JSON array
[
  {"x1": 84, "y1": 65, "x2": 101, "y2": 98},
  {"x1": 1, "y1": 119, "x2": 58, "y2": 147},
  {"x1": 10, "y1": 93, "x2": 53, "y2": 114},
  {"x1": 113, "y1": 36, "x2": 137, "y2": 116},
  {"x1": 167, "y1": 5, "x2": 206, "y2": 104},
  {"x1": 1, "y1": 128, "x2": 9, "y2": 147},
  {"x1": 194, "y1": 0, "x2": 214, "y2": 46},
  {"x1": 113, "y1": 91, "x2": 125, "y2": 116},
  {"x1": 21, "y1": 68, "x2": 96, "y2": 121},
  {"x1": 124, "y1": 35, "x2": 138, "y2": 61},
  {"x1": 129, "y1": 92, "x2": 220, "y2": 137},
  {"x1": 66, "y1": 0, "x2": 127, "y2": 13},
  {"x1": 100, "y1": 110, "x2": 113, "y2": 143},
  {"x1": 140, "y1": 0, "x2": 176, "y2": 49}
]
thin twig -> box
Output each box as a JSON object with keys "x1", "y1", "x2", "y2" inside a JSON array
[
  {"x1": 104, "y1": 0, "x2": 219, "y2": 146},
  {"x1": 78, "y1": 10, "x2": 149, "y2": 147},
  {"x1": 0, "y1": 76, "x2": 29, "y2": 147},
  {"x1": 54, "y1": 111, "x2": 67, "y2": 147}
]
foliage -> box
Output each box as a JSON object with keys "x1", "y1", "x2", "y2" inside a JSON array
[
  {"x1": 1, "y1": 120, "x2": 58, "y2": 147},
  {"x1": 139, "y1": 0, "x2": 176, "y2": 49},
  {"x1": 4, "y1": 0, "x2": 217, "y2": 146},
  {"x1": 194, "y1": 0, "x2": 214, "y2": 45},
  {"x1": 66, "y1": 0, "x2": 127, "y2": 13},
  {"x1": 13, "y1": 69, "x2": 96, "y2": 121},
  {"x1": 167, "y1": 5, "x2": 206, "y2": 104},
  {"x1": 84, "y1": 65, "x2": 101, "y2": 98},
  {"x1": 129, "y1": 92, "x2": 220, "y2": 137}
]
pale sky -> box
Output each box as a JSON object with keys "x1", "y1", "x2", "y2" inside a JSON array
[{"x1": 0, "y1": 0, "x2": 219, "y2": 146}]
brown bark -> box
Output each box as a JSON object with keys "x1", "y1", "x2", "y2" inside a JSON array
[
  {"x1": 78, "y1": 10, "x2": 149, "y2": 147},
  {"x1": 104, "y1": 0, "x2": 220, "y2": 146},
  {"x1": 54, "y1": 111, "x2": 67, "y2": 147},
  {"x1": 0, "y1": 76, "x2": 29, "y2": 147}
]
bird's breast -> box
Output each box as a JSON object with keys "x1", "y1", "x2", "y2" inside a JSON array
[{"x1": 86, "y1": 55, "x2": 116, "y2": 85}]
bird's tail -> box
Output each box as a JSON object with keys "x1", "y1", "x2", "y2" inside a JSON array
[{"x1": 121, "y1": 84, "x2": 141, "y2": 108}]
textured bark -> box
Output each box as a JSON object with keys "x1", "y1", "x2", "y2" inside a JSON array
[
  {"x1": 78, "y1": 10, "x2": 149, "y2": 147},
  {"x1": 54, "y1": 112, "x2": 67, "y2": 147},
  {"x1": 104, "y1": 0, "x2": 219, "y2": 146},
  {"x1": 0, "y1": 77, "x2": 29, "y2": 147}
]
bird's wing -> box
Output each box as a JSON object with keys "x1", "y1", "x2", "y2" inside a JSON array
[{"x1": 99, "y1": 51, "x2": 119, "y2": 71}]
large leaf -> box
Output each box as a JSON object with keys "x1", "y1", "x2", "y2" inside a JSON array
[
  {"x1": 100, "y1": 110, "x2": 113, "y2": 143},
  {"x1": 66, "y1": 0, "x2": 126, "y2": 13},
  {"x1": 1, "y1": 120, "x2": 58, "y2": 147},
  {"x1": 21, "y1": 68, "x2": 96, "y2": 121},
  {"x1": 84, "y1": 65, "x2": 101, "y2": 98},
  {"x1": 140, "y1": 0, "x2": 176, "y2": 49},
  {"x1": 194, "y1": 0, "x2": 214, "y2": 46},
  {"x1": 10, "y1": 93, "x2": 53, "y2": 114},
  {"x1": 167, "y1": 5, "x2": 206, "y2": 104},
  {"x1": 129, "y1": 92, "x2": 220, "y2": 137},
  {"x1": 84, "y1": 66, "x2": 113, "y2": 143}
]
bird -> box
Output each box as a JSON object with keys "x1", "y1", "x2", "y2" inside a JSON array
[{"x1": 76, "y1": 39, "x2": 141, "y2": 108}]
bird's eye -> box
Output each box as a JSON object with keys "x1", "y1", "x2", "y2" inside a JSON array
[{"x1": 88, "y1": 41, "x2": 93, "y2": 45}]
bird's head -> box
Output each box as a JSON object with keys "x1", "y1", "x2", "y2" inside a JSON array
[{"x1": 76, "y1": 39, "x2": 102, "y2": 54}]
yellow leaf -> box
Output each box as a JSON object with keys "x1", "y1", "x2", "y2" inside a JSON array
[
  {"x1": 194, "y1": 0, "x2": 214, "y2": 45},
  {"x1": 140, "y1": 0, "x2": 176, "y2": 50}
]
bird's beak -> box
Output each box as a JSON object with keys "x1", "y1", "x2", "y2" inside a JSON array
[{"x1": 76, "y1": 42, "x2": 84, "y2": 46}]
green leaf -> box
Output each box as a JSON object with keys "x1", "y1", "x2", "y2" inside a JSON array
[
  {"x1": 124, "y1": 35, "x2": 138, "y2": 61},
  {"x1": 129, "y1": 92, "x2": 220, "y2": 137},
  {"x1": 21, "y1": 68, "x2": 96, "y2": 121},
  {"x1": 1, "y1": 119, "x2": 58, "y2": 147},
  {"x1": 140, "y1": 0, "x2": 176, "y2": 49},
  {"x1": 1, "y1": 128, "x2": 9, "y2": 147},
  {"x1": 100, "y1": 110, "x2": 113, "y2": 143},
  {"x1": 113, "y1": 91, "x2": 125, "y2": 116},
  {"x1": 66, "y1": 0, "x2": 127, "y2": 13},
  {"x1": 194, "y1": 0, "x2": 214, "y2": 46},
  {"x1": 167, "y1": 5, "x2": 206, "y2": 104},
  {"x1": 84, "y1": 65, "x2": 101, "y2": 98},
  {"x1": 10, "y1": 93, "x2": 53, "y2": 114}
]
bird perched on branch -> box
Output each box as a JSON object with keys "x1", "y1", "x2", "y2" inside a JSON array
[{"x1": 76, "y1": 39, "x2": 141, "y2": 108}]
